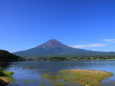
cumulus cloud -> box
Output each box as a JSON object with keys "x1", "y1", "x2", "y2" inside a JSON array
[
  {"x1": 72, "y1": 44, "x2": 107, "y2": 48},
  {"x1": 103, "y1": 39, "x2": 115, "y2": 43}
]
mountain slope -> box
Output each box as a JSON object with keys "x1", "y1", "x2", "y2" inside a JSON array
[
  {"x1": 0, "y1": 50, "x2": 22, "y2": 61},
  {"x1": 13, "y1": 39, "x2": 115, "y2": 58}
]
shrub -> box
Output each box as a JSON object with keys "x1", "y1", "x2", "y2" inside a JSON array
[
  {"x1": 0, "y1": 67, "x2": 5, "y2": 76},
  {"x1": 0, "y1": 71, "x2": 5, "y2": 76},
  {"x1": 0, "y1": 67, "x2": 3, "y2": 71}
]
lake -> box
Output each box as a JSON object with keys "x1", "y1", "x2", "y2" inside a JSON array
[{"x1": 1, "y1": 60, "x2": 115, "y2": 86}]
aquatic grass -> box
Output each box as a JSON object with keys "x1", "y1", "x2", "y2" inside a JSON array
[
  {"x1": 39, "y1": 84, "x2": 46, "y2": 86},
  {"x1": 59, "y1": 69, "x2": 113, "y2": 86},
  {"x1": 53, "y1": 80, "x2": 66, "y2": 86},
  {"x1": 12, "y1": 79, "x2": 36, "y2": 85},
  {"x1": 28, "y1": 66, "x2": 35, "y2": 69},
  {"x1": 42, "y1": 69, "x2": 113, "y2": 86},
  {"x1": 0, "y1": 70, "x2": 14, "y2": 85},
  {"x1": 42, "y1": 74, "x2": 67, "y2": 86},
  {"x1": 8, "y1": 76, "x2": 15, "y2": 84},
  {"x1": 23, "y1": 66, "x2": 35, "y2": 69},
  {"x1": 4, "y1": 71, "x2": 14, "y2": 76},
  {"x1": 42, "y1": 74, "x2": 50, "y2": 78}
]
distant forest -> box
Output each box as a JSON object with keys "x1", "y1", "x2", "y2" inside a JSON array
[{"x1": 25, "y1": 56, "x2": 115, "y2": 60}]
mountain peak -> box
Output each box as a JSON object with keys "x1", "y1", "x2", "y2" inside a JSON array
[
  {"x1": 38, "y1": 39, "x2": 69, "y2": 48},
  {"x1": 47, "y1": 39, "x2": 59, "y2": 42}
]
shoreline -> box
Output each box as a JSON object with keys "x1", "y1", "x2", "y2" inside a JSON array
[{"x1": 0, "y1": 70, "x2": 13, "y2": 86}]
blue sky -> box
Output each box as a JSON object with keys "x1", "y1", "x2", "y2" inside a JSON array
[{"x1": 0, "y1": 0, "x2": 115, "y2": 52}]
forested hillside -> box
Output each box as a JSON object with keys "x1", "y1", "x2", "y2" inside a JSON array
[{"x1": 0, "y1": 50, "x2": 22, "y2": 61}]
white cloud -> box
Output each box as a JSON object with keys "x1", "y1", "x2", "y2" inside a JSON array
[
  {"x1": 103, "y1": 39, "x2": 115, "y2": 43},
  {"x1": 72, "y1": 44, "x2": 107, "y2": 48},
  {"x1": 73, "y1": 45, "x2": 86, "y2": 48},
  {"x1": 87, "y1": 44, "x2": 107, "y2": 47}
]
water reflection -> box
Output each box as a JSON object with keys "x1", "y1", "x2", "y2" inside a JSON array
[{"x1": 0, "y1": 62, "x2": 11, "y2": 69}]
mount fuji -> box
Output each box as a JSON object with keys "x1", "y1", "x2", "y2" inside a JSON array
[{"x1": 13, "y1": 39, "x2": 115, "y2": 58}]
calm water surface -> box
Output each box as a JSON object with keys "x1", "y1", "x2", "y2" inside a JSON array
[{"x1": 1, "y1": 60, "x2": 115, "y2": 86}]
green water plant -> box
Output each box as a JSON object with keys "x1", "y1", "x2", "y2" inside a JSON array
[
  {"x1": 23, "y1": 66, "x2": 35, "y2": 69},
  {"x1": 42, "y1": 69, "x2": 113, "y2": 86},
  {"x1": 39, "y1": 84, "x2": 46, "y2": 86},
  {"x1": 42, "y1": 74, "x2": 50, "y2": 78},
  {"x1": 0, "y1": 67, "x2": 14, "y2": 86}
]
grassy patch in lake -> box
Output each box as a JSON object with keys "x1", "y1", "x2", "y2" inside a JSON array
[
  {"x1": 23, "y1": 66, "x2": 35, "y2": 69},
  {"x1": 0, "y1": 67, "x2": 14, "y2": 86},
  {"x1": 42, "y1": 69, "x2": 113, "y2": 86}
]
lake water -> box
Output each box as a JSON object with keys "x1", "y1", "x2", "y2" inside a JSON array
[{"x1": 1, "y1": 60, "x2": 115, "y2": 86}]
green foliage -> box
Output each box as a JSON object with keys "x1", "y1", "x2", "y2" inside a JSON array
[
  {"x1": 0, "y1": 71, "x2": 5, "y2": 76},
  {"x1": 0, "y1": 67, "x2": 5, "y2": 76},
  {"x1": 4, "y1": 71, "x2": 14, "y2": 76},
  {"x1": 50, "y1": 57, "x2": 66, "y2": 60},
  {"x1": 0, "y1": 69, "x2": 13, "y2": 76},
  {"x1": 42, "y1": 74, "x2": 50, "y2": 78},
  {"x1": 8, "y1": 76, "x2": 15, "y2": 84},
  {"x1": 0, "y1": 50, "x2": 23, "y2": 62},
  {"x1": 0, "y1": 68, "x2": 14, "y2": 86},
  {"x1": 0, "y1": 67, "x2": 3, "y2": 71},
  {"x1": 53, "y1": 80, "x2": 66, "y2": 86}
]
